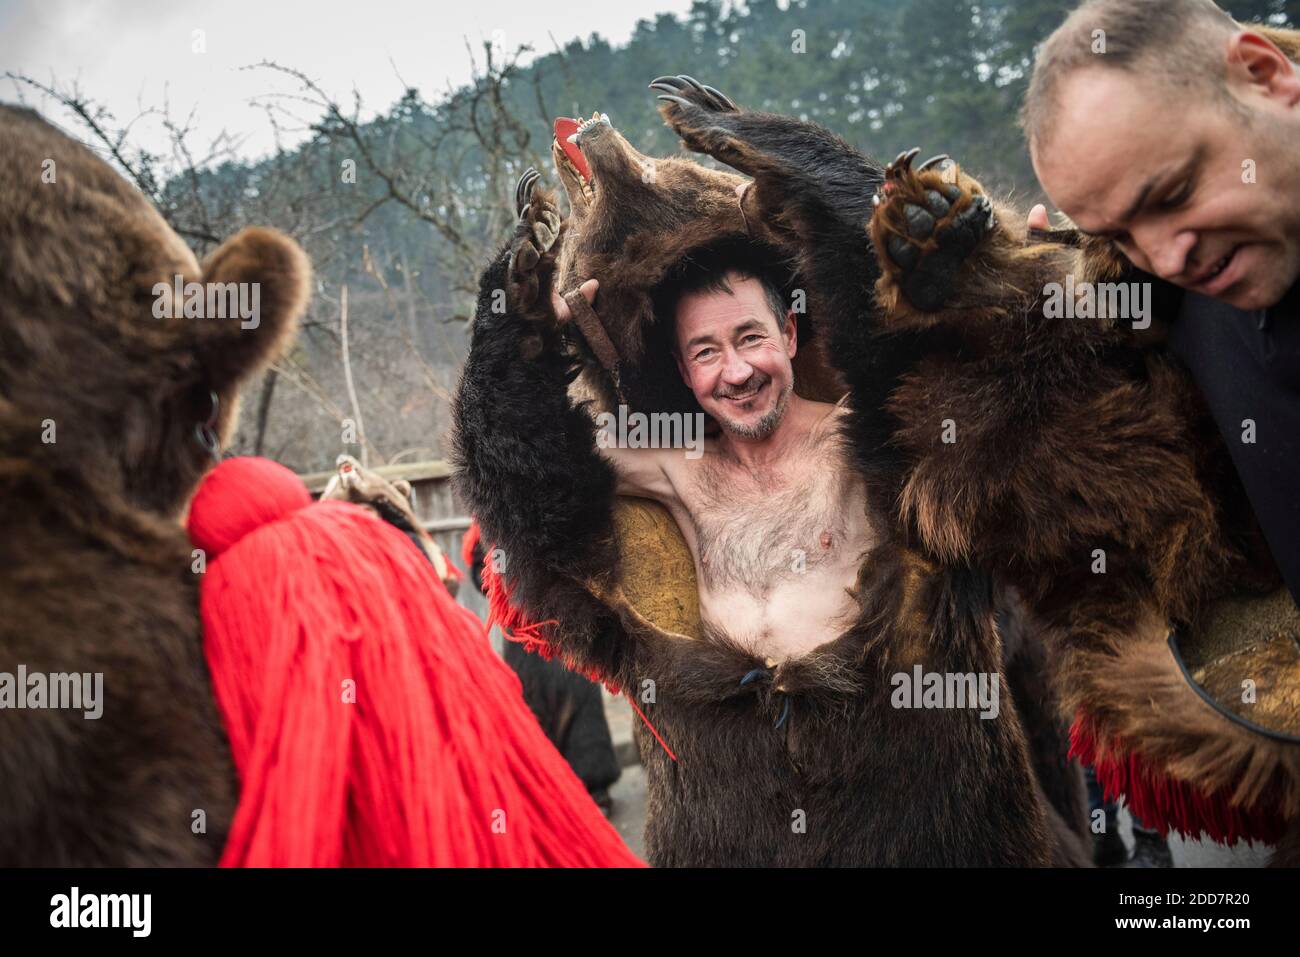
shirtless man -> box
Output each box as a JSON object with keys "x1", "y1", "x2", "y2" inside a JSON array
[
  {"x1": 451, "y1": 137, "x2": 1066, "y2": 867},
  {"x1": 554, "y1": 258, "x2": 872, "y2": 662}
]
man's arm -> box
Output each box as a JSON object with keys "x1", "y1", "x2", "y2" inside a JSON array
[
  {"x1": 540, "y1": 282, "x2": 676, "y2": 504},
  {"x1": 599, "y1": 444, "x2": 675, "y2": 502}
]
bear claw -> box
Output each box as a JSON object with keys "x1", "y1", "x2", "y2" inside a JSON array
[
  {"x1": 515, "y1": 167, "x2": 540, "y2": 218},
  {"x1": 649, "y1": 75, "x2": 738, "y2": 114},
  {"x1": 508, "y1": 170, "x2": 563, "y2": 313},
  {"x1": 890, "y1": 147, "x2": 921, "y2": 171},
  {"x1": 655, "y1": 93, "x2": 692, "y2": 110},
  {"x1": 871, "y1": 148, "x2": 998, "y2": 313}
]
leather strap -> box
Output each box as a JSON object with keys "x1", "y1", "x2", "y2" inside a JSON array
[
  {"x1": 737, "y1": 180, "x2": 755, "y2": 237},
  {"x1": 1028, "y1": 226, "x2": 1084, "y2": 247},
  {"x1": 562, "y1": 288, "x2": 624, "y2": 389}
]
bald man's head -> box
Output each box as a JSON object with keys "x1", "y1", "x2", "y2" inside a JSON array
[
  {"x1": 1022, "y1": 0, "x2": 1240, "y2": 156},
  {"x1": 1024, "y1": 0, "x2": 1300, "y2": 310}
]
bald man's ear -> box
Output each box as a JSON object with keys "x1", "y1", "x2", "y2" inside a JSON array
[{"x1": 1227, "y1": 31, "x2": 1300, "y2": 105}]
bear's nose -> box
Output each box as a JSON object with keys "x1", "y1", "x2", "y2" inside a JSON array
[{"x1": 567, "y1": 112, "x2": 612, "y2": 147}]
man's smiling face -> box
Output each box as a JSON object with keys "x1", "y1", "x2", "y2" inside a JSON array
[
  {"x1": 1032, "y1": 38, "x2": 1300, "y2": 311},
  {"x1": 673, "y1": 271, "x2": 796, "y2": 440}
]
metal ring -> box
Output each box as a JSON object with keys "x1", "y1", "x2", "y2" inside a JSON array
[
  {"x1": 194, "y1": 423, "x2": 221, "y2": 464},
  {"x1": 200, "y1": 388, "x2": 220, "y2": 428},
  {"x1": 1167, "y1": 631, "x2": 1300, "y2": 745},
  {"x1": 194, "y1": 388, "x2": 222, "y2": 465}
]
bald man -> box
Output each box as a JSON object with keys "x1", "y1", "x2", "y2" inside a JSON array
[{"x1": 1022, "y1": 0, "x2": 1300, "y2": 604}]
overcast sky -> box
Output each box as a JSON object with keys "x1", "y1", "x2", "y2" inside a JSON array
[{"x1": 0, "y1": 0, "x2": 696, "y2": 160}]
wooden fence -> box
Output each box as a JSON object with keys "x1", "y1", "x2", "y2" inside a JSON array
[{"x1": 298, "y1": 460, "x2": 487, "y2": 623}]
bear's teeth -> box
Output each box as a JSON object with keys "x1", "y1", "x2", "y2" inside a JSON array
[{"x1": 574, "y1": 113, "x2": 612, "y2": 138}]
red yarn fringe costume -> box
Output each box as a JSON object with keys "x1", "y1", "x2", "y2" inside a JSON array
[{"x1": 187, "y1": 456, "x2": 643, "y2": 868}]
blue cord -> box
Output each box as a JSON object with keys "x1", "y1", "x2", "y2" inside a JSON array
[
  {"x1": 774, "y1": 697, "x2": 791, "y2": 730},
  {"x1": 739, "y1": 668, "x2": 789, "y2": 730}
]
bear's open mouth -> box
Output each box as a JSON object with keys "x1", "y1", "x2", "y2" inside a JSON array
[{"x1": 553, "y1": 114, "x2": 607, "y2": 200}]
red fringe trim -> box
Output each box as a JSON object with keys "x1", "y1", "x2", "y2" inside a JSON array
[
  {"x1": 476, "y1": 536, "x2": 622, "y2": 696},
  {"x1": 1069, "y1": 711, "x2": 1286, "y2": 846},
  {"x1": 459, "y1": 521, "x2": 481, "y2": 580}
]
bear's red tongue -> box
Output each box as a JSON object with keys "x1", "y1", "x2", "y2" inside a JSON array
[{"x1": 554, "y1": 117, "x2": 592, "y2": 183}]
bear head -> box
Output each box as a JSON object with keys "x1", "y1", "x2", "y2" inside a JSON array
[
  {"x1": 0, "y1": 105, "x2": 310, "y2": 519},
  {"x1": 549, "y1": 112, "x2": 755, "y2": 414}
]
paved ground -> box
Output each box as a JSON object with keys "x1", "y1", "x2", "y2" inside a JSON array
[
  {"x1": 608, "y1": 764, "x2": 648, "y2": 860},
  {"x1": 602, "y1": 691, "x2": 646, "y2": 860}
]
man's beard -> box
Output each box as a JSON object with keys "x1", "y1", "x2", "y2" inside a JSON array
[{"x1": 714, "y1": 375, "x2": 794, "y2": 440}]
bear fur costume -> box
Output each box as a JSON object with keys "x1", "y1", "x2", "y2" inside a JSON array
[
  {"x1": 453, "y1": 110, "x2": 1093, "y2": 865},
  {"x1": 645, "y1": 64, "x2": 1300, "y2": 859},
  {"x1": 0, "y1": 105, "x2": 309, "y2": 865}
]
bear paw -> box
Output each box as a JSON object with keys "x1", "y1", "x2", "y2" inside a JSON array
[
  {"x1": 649, "y1": 74, "x2": 747, "y2": 165},
  {"x1": 869, "y1": 148, "x2": 996, "y2": 314},
  {"x1": 508, "y1": 167, "x2": 563, "y2": 315}
]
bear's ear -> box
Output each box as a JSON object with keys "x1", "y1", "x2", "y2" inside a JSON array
[{"x1": 194, "y1": 227, "x2": 310, "y2": 389}]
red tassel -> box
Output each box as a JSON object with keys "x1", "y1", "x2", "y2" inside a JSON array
[
  {"x1": 460, "y1": 521, "x2": 481, "y2": 579},
  {"x1": 1069, "y1": 711, "x2": 1285, "y2": 846},
  {"x1": 476, "y1": 537, "x2": 559, "y2": 653},
  {"x1": 188, "y1": 458, "x2": 643, "y2": 867},
  {"x1": 474, "y1": 537, "x2": 624, "y2": 695}
]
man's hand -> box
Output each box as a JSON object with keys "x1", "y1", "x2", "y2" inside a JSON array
[
  {"x1": 551, "y1": 278, "x2": 599, "y2": 323},
  {"x1": 1028, "y1": 204, "x2": 1050, "y2": 231}
]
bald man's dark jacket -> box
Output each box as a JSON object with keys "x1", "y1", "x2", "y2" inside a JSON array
[{"x1": 1167, "y1": 281, "x2": 1300, "y2": 604}]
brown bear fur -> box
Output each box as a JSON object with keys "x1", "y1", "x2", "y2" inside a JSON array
[
  {"x1": 0, "y1": 106, "x2": 309, "y2": 865},
  {"x1": 650, "y1": 71, "x2": 1298, "y2": 857},
  {"x1": 453, "y1": 110, "x2": 1091, "y2": 865}
]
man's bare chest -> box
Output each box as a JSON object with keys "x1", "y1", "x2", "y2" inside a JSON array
[{"x1": 680, "y1": 444, "x2": 869, "y2": 599}]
